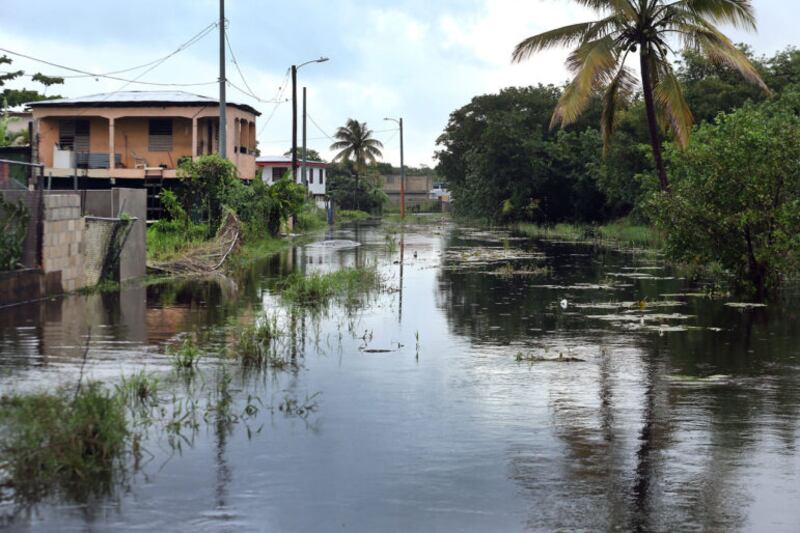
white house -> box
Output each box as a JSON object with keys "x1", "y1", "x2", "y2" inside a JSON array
[{"x1": 256, "y1": 155, "x2": 327, "y2": 203}]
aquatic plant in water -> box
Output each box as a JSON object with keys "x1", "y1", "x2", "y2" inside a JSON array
[{"x1": 0, "y1": 383, "x2": 129, "y2": 511}]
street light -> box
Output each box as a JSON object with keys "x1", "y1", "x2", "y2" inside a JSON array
[
  {"x1": 292, "y1": 57, "x2": 329, "y2": 185},
  {"x1": 384, "y1": 117, "x2": 405, "y2": 219}
]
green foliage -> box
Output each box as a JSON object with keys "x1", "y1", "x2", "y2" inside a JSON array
[
  {"x1": 335, "y1": 209, "x2": 372, "y2": 223},
  {"x1": 177, "y1": 155, "x2": 238, "y2": 237},
  {"x1": 0, "y1": 383, "x2": 128, "y2": 504},
  {"x1": 653, "y1": 90, "x2": 800, "y2": 297},
  {"x1": 0, "y1": 55, "x2": 63, "y2": 107},
  {"x1": 233, "y1": 315, "x2": 290, "y2": 370},
  {"x1": 327, "y1": 162, "x2": 388, "y2": 212},
  {"x1": 147, "y1": 190, "x2": 207, "y2": 262},
  {"x1": 295, "y1": 206, "x2": 327, "y2": 232},
  {"x1": 0, "y1": 194, "x2": 29, "y2": 271},
  {"x1": 275, "y1": 268, "x2": 381, "y2": 308},
  {"x1": 169, "y1": 339, "x2": 202, "y2": 369},
  {"x1": 436, "y1": 86, "x2": 611, "y2": 224}
]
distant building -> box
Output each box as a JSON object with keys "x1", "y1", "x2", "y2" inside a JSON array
[
  {"x1": 5, "y1": 106, "x2": 32, "y2": 139},
  {"x1": 381, "y1": 174, "x2": 434, "y2": 207},
  {"x1": 257, "y1": 155, "x2": 327, "y2": 203},
  {"x1": 27, "y1": 90, "x2": 260, "y2": 219}
]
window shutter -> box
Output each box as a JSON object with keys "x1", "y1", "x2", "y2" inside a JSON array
[{"x1": 149, "y1": 119, "x2": 173, "y2": 152}]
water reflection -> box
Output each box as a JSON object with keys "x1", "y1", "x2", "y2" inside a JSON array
[{"x1": 0, "y1": 221, "x2": 799, "y2": 530}]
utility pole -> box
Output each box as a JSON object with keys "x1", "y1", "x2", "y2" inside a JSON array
[
  {"x1": 291, "y1": 58, "x2": 329, "y2": 180},
  {"x1": 399, "y1": 117, "x2": 405, "y2": 220},
  {"x1": 302, "y1": 86, "x2": 308, "y2": 189},
  {"x1": 291, "y1": 65, "x2": 298, "y2": 177},
  {"x1": 219, "y1": 0, "x2": 227, "y2": 159},
  {"x1": 384, "y1": 117, "x2": 406, "y2": 219}
]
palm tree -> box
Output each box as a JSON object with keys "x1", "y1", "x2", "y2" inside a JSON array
[
  {"x1": 512, "y1": 0, "x2": 768, "y2": 191},
  {"x1": 330, "y1": 119, "x2": 384, "y2": 175},
  {"x1": 330, "y1": 119, "x2": 384, "y2": 209}
]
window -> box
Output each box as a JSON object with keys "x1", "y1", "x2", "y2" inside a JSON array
[
  {"x1": 320, "y1": 169, "x2": 324, "y2": 185},
  {"x1": 148, "y1": 119, "x2": 173, "y2": 152},
  {"x1": 308, "y1": 168, "x2": 314, "y2": 184},
  {"x1": 272, "y1": 167, "x2": 288, "y2": 181},
  {"x1": 58, "y1": 119, "x2": 90, "y2": 152}
]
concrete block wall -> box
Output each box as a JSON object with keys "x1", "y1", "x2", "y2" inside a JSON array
[{"x1": 42, "y1": 194, "x2": 85, "y2": 292}]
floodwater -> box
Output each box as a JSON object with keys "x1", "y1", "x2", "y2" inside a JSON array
[{"x1": 1, "y1": 220, "x2": 799, "y2": 532}]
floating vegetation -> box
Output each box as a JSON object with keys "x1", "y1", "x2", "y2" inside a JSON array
[
  {"x1": 515, "y1": 352, "x2": 586, "y2": 363},
  {"x1": 486, "y1": 263, "x2": 551, "y2": 277},
  {"x1": 725, "y1": 302, "x2": 768, "y2": 309},
  {"x1": 275, "y1": 268, "x2": 382, "y2": 308},
  {"x1": 587, "y1": 313, "x2": 695, "y2": 323},
  {"x1": 608, "y1": 272, "x2": 677, "y2": 280},
  {"x1": 664, "y1": 374, "x2": 732, "y2": 385},
  {"x1": 443, "y1": 246, "x2": 545, "y2": 270},
  {"x1": 574, "y1": 300, "x2": 686, "y2": 310},
  {"x1": 531, "y1": 283, "x2": 619, "y2": 291}
]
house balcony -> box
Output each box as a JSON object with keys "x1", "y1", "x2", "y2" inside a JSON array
[{"x1": 36, "y1": 113, "x2": 258, "y2": 182}]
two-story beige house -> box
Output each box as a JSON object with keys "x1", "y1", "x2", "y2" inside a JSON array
[{"x1": 28, "y1": 91, "x2": 260, "y2": 218}]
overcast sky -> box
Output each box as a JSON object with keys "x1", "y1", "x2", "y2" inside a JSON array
[{"x1": 0, "y1": 0, "x2": 793, "y2": 166}]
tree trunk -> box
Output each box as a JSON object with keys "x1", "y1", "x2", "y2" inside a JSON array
[{"x1": 640, "y1": 50, "x2": 669, "y2": 192}]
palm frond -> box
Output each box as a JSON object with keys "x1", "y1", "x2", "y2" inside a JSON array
[
  {"x1": 653, "y1": 61, "x2": 694, "y2": 148},
  {"x1": 680, "y1": 0, "x2": 757, "y2": 30},
  {"x1": 678, "y1": 20, "x2": 769, "y2": 93},
  {"x1": 552, "y1": 36, "x2": 621, "y2": 128},
  {"x1": 600, "y1": 64, "x2": 636, "y2": 152}
]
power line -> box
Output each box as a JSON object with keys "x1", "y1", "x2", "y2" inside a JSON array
[
  {"x1": 307, "y1": 112, "x2": 335, "y2": 141},
  {"x1": 257, "y1": 68, "x2": 291, "y2": 136},
  {"x1": 224, "y1": 29, "x2": 262, "y2": 101},
  {"x1": 0, "y1": 22, "x2": 218, "y2": 88}
]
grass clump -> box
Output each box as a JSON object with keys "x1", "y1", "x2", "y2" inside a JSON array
[
  {"x1": 116, "y1": 371, "x2": 160, "y2": 407},
  {"x1": 275, "y1": 268, "x2": 381, "y2": 307},
  {"x1": 234, "y1": 315, "x2": 290, "y2": 370},
  {"x1": 515, "y1": 218, "x2": 660, "y2": 249},
  {"x1": 336, "y1": 209, "x2": 372, "y2": 223},
  {"x1": 169, "y1": 339, "x2": 202, "y2": 370},
  {"x1": 0, "y1": 383, "x2": 129, "y2": 505}
]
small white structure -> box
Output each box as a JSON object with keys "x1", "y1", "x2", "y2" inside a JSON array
[{"x1": 256, "y1": 155, "x2": 327, "y2": 202}]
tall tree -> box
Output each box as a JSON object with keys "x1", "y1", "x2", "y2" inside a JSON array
[
  {"x1": 330, "y1": 119, "x2": 383, "y2": 177},
  {"x1": 330, "y1": 119, "x2": 383, "y2": 209},
  {"x1": 512, "y1": 0, "x2": 768, "y2": 191}
]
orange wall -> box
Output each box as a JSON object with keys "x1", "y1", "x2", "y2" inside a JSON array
[
  {"x1": 34, "y1": 105, "x2": 258, "y2": 178},
  {"x1": 114, "y1": 117, "x2": 192, "y2": 169}
]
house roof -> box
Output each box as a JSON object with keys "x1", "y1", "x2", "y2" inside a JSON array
[
  {"x1": 256, "y1": 155, "x2": 327, "y2": 167},
  {"x1": 25, "y1": 90, "x2": 260, "y2": 116}
]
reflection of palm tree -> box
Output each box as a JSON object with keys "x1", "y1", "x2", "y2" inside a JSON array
[
  {"x1": 330, "y1": 119, "x2": 383, "y2": 209},
  {"x1": 512, "y1": 0, "x2": 767, "y2": 190}
]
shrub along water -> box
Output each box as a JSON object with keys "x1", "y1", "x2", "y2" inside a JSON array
[
  {"x1": 147, "y1": 155, "x2": 310, "y2": 265},
  {"x1": 653, "y1": 89, "x2": 800, "y2": 298}
]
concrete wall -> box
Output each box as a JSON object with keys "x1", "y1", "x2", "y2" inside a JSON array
[
  {"x1": 41, "y1": 194, "x2": 85, "y2": 292},
  {"x1": 115, "y1": 188, "x2": 147, "y2": 281},
  {"x1": 0, "y1": 189, "x2": 147, "y2": 306}
]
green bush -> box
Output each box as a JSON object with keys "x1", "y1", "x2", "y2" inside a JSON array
[
  {"x1": 653, "y1": 90, "x2": 800, "y2": 297},
  {"x1": 0, "y1": 195, "x2": 28, "y2": 271},
  {"x1": 147, "y1": 190, "x2": 207, "y2": 261}
]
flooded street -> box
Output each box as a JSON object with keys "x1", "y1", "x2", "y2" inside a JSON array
[{"x1": 2, "y1": 219, "x2": 800, "y2": 532}]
